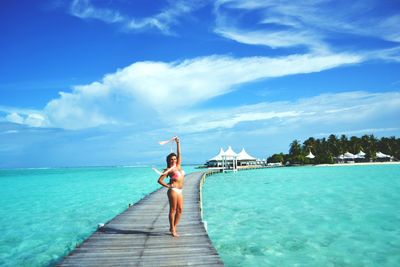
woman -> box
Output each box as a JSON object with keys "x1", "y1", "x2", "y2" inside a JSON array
[{"x1": 157, "y1": 136, "x2": 185, "y2": 237}]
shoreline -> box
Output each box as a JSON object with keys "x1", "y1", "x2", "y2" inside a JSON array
[
  {"x1": 203, "y1": 161, "x2": 400, "y2": 170},
  {"x1": 315, "y1": 161, "x2": 400, "y2": 167}
]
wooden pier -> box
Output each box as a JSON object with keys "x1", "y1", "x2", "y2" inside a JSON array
[{"x1": 58, "y1": 171, "x2": 223, "y2": 267}]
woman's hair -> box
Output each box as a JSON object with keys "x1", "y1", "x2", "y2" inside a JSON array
[{"x1": 166, "y1": 152, "x2": 177, "y2": 167}]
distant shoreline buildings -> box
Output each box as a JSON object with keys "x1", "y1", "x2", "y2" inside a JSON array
[
  {"x1": 334, "y1": 151, "x2": 393, "y2": 163},
  {"x1": 205, "y1": 146, "x2": 279, "y2": 169},
  {"x1": 204, "y1": 146, "x2": 395, "y2": 170}
]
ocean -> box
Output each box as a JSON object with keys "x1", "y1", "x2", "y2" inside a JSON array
[
  {"x1": 0, "y1": 165, "x2": 197, "y2": 267},
  {"x1": 202, "y1": 165, "x2": 400, "y2": 266},
  {"x1": 1, "y1": 165, "x2": 399, "y2": 266}
]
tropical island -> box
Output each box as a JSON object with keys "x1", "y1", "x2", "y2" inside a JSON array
[
  {"x1": 202, "y1": 135, "x2": 399, "y2": 170},
  {"x1": 268, "y1": 134, "x2": 399, "y2": 165}
]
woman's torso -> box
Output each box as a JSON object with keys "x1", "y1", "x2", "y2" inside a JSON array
[{"x1": 168, "y1": 168, "x2": 185, "y2": 189}]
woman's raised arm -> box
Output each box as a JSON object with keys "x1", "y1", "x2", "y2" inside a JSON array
[{"x1": 175, "y1": 136, "x2": 181, "y2": 167}]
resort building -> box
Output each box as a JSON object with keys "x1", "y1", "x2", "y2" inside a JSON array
[
  {"x1": 336, "y1": 151, "x2": 393, "y2": 163},
  {"x1": 375, "y1": 151, "x2": 392, "y2": 162},
  {"x1": 355, "y1": 151, "x2": 366, "y2": 162},
  {"x1": 336, "y1": 152, "x2": 360, "y2": 163},
  {"x1": 206, "y1": 146, "x2": 257, "y2": 168},
  {"x1": 306, "y1": 151, "x2": 315, "y2": 159},
  {"x1": 206, "y1": 148, "x2": 225, "y2": 167},
  {"x1": 237, "y1": 148, "x2": 257, "y2": 166}
]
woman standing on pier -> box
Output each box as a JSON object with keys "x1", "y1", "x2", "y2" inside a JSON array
[{"x1": 157, "y1": 136, "x2": 185, "y2": 237}]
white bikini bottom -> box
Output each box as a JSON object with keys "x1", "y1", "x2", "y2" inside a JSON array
[{"x1": 170, "y1": 188, "x2": 183, "y2": 195}]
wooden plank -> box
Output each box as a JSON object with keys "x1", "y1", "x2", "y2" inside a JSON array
[{"x1": 58, "y1": 171, "x2": 224, "y2": 266}]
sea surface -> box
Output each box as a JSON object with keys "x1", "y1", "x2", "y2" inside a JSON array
[
  {"x1": 0, "y1": 165, "x2": 197, "y2": 267},
  {"x1": 202, "y1": 165, "x2": 400, "y2": 266}
]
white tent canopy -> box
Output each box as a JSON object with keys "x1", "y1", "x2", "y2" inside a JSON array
[
  {"x1": 306, "y1": 151, "x2": 315, "y2": 159},
  {"x1": 209, "y1": 148, "x2": 225, "y2": 161},
  {"x1": 356, "y1": 151, "x2": 366, "y2": 158},
  {"x1": 343, "y1": 152, "x2": 356, "y2": 159},
  {"x1": 237, "y1": 148, "x2": 256, "y2": 161},
  {"x1": 376, "y1": 151, "x2": 391, "y2": 158},
  {"x1": 223, "y1": 146, "x2": 238, "y2": 158},
  {"x1": 221, "y1": 146, "x2": 238, "y2": 172}
]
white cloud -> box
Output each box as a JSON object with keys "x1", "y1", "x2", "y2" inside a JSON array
[
  {"x1": 70, "y1": 0, "x2": 124, "y2": 23},
  {"x1": 39, "y1": 52, "x2": 361, "y2": 129},
  {"x1": 126, "y1": 1, "x2": 198, "y2": 34},
  {"x1": 215, "y1": 27, "x2": 327, "y2": 52},
  {"x1": 171, "y1": 91, "x2": 400, "y2": 133},
  {"x1": 175, "y1": 110, "x2": 303, "y2": 132},
  {"x1": 6, "y1": 112, "x2": 24, "y2": 124},
  {"x1": 368, "y1": 46, "x2": 400, "y2": 63},
  {"x1": 25, "y1": 114, "x2": 47, "y2": 127},
  {"x1": 214, "y1": 0, "x2": 400, "y2": 52},
  {"x1": 69, "y1": 0, "x2": 203, "y2": 35},
  {"x1": 68, "y1": 0, "x2": 400, "y2": 49},
  {"x1": 2, "y1": 51, "x2": 362, "y2": 130},
  {"x1": 3, "y1": 110, "x2": 48, "y2": 128},
  {"x1": 5, "y1": 112, "x2": 48, "y2": 127},
  {"x1": 378, "y1": 15, "x2": 400, "y2": 42}
]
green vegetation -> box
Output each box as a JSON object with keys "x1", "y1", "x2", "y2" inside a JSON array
[{"x1": 267, "y1": 134, "x2": 400, "y2": 165}]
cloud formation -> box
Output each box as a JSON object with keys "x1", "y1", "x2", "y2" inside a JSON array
[
  {"x1": 214, "y1": 0, "x2": 400, "y2": 52},
  {"x1": 1, "y1": 108, "x2": 47, "y2": 128},
  {"x1": 69, "y1": 0, "x2": 203, "y2": 35},
  {"x1": 4, "y1": 0, "x2": 398, "y2": 132},
  {"x1": 3, "y1": 72, "x2": 399, "y2": 142},
  {"x1": 171, "y1": 91, "x2": 400, "y2": 133},
  {"x1": 2, "y1": 89, "x2": 399, "y2": 167},
  {"x1": 2, "y1": 51, "x2": 362, "y2": 130}
]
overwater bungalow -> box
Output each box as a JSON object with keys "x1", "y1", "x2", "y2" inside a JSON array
[
  {"x1": 237, "y1": 148, "x2": 257, "y2": 166},
  {"x1": 206, "y1": 146, "x2": 257, "y2": 169}
]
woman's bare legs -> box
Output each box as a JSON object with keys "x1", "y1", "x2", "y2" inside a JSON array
[
  {"x1": 167, "y1": 190, "x2": 178, "y2": 237},
  {"x1": 173, "y1": 193, "x2": 184, "y2": 236}
]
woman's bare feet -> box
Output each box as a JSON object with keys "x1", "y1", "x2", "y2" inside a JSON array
[
  {"x1": 172, "y1": 231, "x2": 179, "y2": 237},
  {"x1": 170, "y1": 228, "x2": 179, "y2": 237}
]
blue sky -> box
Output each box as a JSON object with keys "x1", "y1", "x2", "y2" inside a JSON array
[{"x1": 1, "y1": 0, "x2": 400, "y2": 168}]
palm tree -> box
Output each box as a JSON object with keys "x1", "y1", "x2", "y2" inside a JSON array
[
  {"x1": 303, "y1": 137, "x2": 316, "y2": 154},
  {"x1": 327, "y1": 134, "x2": 340, "y2": 157},
  {"x1": 339, "y1": 134, "x2": 348, "y2": 154},
  {"x1": 368, "y1": 134, "x2": 378, "y2": 161},
  {"x1": 289, "y1": 140, "x2": 303, "y2": 164},
  {"x1": 350, "y1": 136, "x2": 362, "y2": 154}
]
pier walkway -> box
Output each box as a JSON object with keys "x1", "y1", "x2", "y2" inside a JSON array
[{"x1": 58, "y1": 171, "x2": 223, "y2": 267}]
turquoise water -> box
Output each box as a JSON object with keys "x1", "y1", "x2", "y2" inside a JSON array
[
  {"x1": 203, "y1": 165, "x2": 400, "y2": 266},
  {"x1": 0, "y1": 165, "x2": 197, "y2": 267}
]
